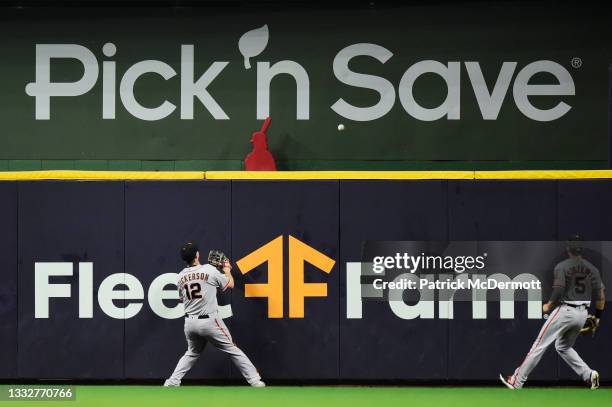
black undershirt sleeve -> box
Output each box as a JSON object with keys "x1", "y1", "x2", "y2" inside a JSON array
[
  {"x1": 549, "y1": 266, "x2": 565, "y2": 306},
  {"x1": 548, "y1": 285, "x2": 564, "y2": 307}
]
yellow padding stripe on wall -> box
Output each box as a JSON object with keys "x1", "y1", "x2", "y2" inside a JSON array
[
  {"x1": 205, "y1": 171, "x2": 476, "y2": 180},
  {"x1": 474, "y1": 170, "x2": 612, "y2": 179},
  {"x1": 207, "y1": 170, "x2": 612, "y2": 180},
  {"x1": 1, "y1": 170, "x2": 612, "y2": 181},
  {"x1": 0, "y1": 170, "x2": 205, "y2": 180}
]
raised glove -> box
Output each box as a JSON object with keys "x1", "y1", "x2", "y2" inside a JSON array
[{"x1": 208, "y1": 250, "x2": 229, "y2": 269}]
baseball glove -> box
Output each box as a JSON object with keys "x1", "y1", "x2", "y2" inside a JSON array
[
  {"x1": 579, "y1": 315, "x2": 599, "y2": 336},
  {"x1": 208, "y1": 249, "x2": 229, "y2": 269}
]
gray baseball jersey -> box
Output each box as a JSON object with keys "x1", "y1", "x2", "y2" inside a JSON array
[
  {"x1": 553, "y1": 257, "x2": 604, "y2": 305},
  {"x1": 507, "y1": 256, "x2": 603, "y2": 388},
  {"x1": 177, "y1": 264, "x2": 229, "y2": 316},
  {"x1": 167, "y1": 263, "x2": 262, "y2": 386}
]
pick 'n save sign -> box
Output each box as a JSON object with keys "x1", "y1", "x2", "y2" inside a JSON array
[{"x1": 0, "y1": 6, "x2": 609, "y2": 161}]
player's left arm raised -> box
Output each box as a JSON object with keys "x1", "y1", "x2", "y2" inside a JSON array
[{"x1": 221, "y1": 259, "x2": 235, "y2": 290}]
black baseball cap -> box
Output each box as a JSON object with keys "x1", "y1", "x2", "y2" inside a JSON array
[
  {"x1": 180, "y1": 242, "x2": 198, "y2": 264},
  {"x1": 566, "y1": 234, "x2": 583, "y2": 255}
]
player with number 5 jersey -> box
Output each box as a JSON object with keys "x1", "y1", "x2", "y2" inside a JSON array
[{"x1": 500, "y1": 235, "x2": 605, "y2": 390}]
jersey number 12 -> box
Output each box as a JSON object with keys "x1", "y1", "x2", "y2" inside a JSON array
[{"x1": 184, "y1": 283, "x2": 202, "y2": 300}]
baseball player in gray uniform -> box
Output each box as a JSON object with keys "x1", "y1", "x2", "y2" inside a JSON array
[
  {"x1": 164, "y1": 242, "x2": 265, "y2": 387},
  {"x1": 500, "y1": 235, "x2": 605, "y2": 389}
]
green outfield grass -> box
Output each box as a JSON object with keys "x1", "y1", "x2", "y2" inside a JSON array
[{"x1": 2, "y1": 385, "x2": 611, "y2": 407}]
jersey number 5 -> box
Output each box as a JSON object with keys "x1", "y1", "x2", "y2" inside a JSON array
[
  {"x1": 575, "y1": 276, "x2": 586, "y2": 294},
  {"x1": 184, "y1": 283, "x2": 203, "y2": 300}
]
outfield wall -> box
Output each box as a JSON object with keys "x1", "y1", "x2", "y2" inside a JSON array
[{"x1": 0, "y1": 178, "x2": 611, "y2": 382}]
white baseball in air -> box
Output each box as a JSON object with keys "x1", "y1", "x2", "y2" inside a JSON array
[{"x1": 337, "y1": 124, "x2": 345, "y2": 131}]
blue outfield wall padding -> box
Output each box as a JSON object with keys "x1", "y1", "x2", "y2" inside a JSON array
[
  {"x1": 447, "y1": 182, "x2": 560, "y2": 380},
  {"x1": 338, "y1": 180, "x2": 449, "y2": 380},
  {"x1": 609, "y1": 64, "x2": 612, "y2": 169},
  {"x1": 0, "y1": 182, "x2": 17, "y2": 379},
  {"x1": 17, "y1": 182, "x2": 125, "y2": 379},
  {"x1": 2, "y1": 179, "x2": 612, "y2": 381},
  {"x1": 558, "y1": 180, "x2": 612, "y2": 240},
  {"x1": 447, "y1": 180, "x2": 559, "y2": 240},
  {"x1": 230, "y1": 181, "x2": 340, "y2": 380},
  {"x1": 123, "y1": 181, "x2": 232, "y2": 380}
]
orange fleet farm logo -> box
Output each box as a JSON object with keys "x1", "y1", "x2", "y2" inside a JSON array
[{"x1": 236, "y1": 235, "x2": 336, "y2": 318}]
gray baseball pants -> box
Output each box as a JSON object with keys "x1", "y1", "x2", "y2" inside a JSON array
[
  {"x1": 165, "y1": 317, "x2": 261, "y2": 386},
  {"x1": 510, "y1": 304, "x2": 593, "y2": 388}
]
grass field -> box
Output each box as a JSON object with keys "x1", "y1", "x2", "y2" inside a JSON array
[{"x1": 2, "y1": 385, "x2": 611, "y2": 407}]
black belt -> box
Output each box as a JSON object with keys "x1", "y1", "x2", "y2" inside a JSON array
[
  {"x1": 563, "y1": 303, "x2": 586, "y2": 308},
  {"x1": 185, "y1": 314, "x2": 209, "y2": 319}
]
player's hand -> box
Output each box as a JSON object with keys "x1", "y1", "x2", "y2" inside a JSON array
[
  {"x1": 580, "y1": 315, "x2": 599, "y2": 336},
  {"x1": 542, "y1": 302, "x2": 552, "y2": 314},
  {"x1": 222, "y1": 259, "x2": 232, "y2": 273}
]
